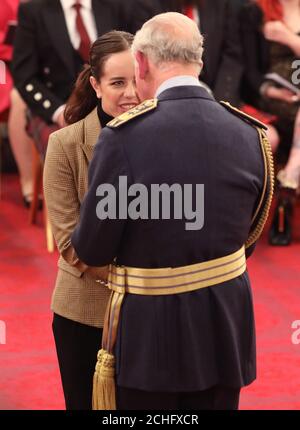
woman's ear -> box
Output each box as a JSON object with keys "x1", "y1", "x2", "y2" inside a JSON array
[{"x1": 90, "y1": 76, "x2": 102, "y2": 99}]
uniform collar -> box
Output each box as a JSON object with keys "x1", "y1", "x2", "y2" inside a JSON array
[
  {"x1": 157, "y1": 85, "x2": 215, "y2": 103},
  {"x1": 155, "y1": 75, "x2": 203, "y2": 98}
]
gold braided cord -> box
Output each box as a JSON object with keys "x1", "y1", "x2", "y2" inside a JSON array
[
  {"x1": 218, "y1": 101, "x2": 274, "y2": 248},
  {"x1": 245, "y1": 127, "x2": 275, "y2": 248},
  {"x1": 250, "y1": 129, "x2": 268, "y2": 225}
]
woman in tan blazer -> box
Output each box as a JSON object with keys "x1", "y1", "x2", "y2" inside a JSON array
[{"x1": 43, "y1": 31, "x2": 140, "y2": 410}]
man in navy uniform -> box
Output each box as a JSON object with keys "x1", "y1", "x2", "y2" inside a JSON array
[{"x1": 72, "y1": 12, "x2": 273, "y2": 410}]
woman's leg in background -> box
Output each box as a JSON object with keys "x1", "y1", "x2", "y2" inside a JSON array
[
  {"x1": 269, "y1": 109, "x2": 300, "y2": 245},
  {"x1": 8, "y1": 88, "x2": 33, "y2": 201},
  {"x1": 278, "y1": 108, "x2": 300, "y2": 189}
]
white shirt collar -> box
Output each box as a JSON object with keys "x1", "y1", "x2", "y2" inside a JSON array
[
  {"x1": 155, "y1": 75, "x2": 203, "y2": 98},
  {"x1": 60, "y1": 0, "x2": 92, "y2": 11}
]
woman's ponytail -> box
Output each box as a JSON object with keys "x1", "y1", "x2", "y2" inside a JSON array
[{"x1": 64, "y1": 64, "x2": 97, "y2": 125}]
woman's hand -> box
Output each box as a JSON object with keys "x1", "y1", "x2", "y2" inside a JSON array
[
  {"x1": 85, "y1": 265, "x2": 109, "y2": 284},
  {"x1": 263, "y1": 21, "x2": 293, "y2": 45},
  {"x1": 265, "y1": 85, "x2": 298, "y2": 103}
]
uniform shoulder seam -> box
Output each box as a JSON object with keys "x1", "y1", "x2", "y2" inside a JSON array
[{"x1": 220, "y1": 101, "x2": 268, "y2": 130}]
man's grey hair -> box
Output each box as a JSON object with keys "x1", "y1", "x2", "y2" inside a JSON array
[{"x1": 132, "y1": 12, "x2": 204, "y2": 67}]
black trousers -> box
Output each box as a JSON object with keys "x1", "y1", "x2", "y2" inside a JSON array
[
  {"x1": 52, "y1": 314, "x2": 240, "y2": 411},
  {"x1": 117, "y1": 386, "x2": 240, "y2": 410},
  {"x1": 52, "y1": 313, "x2": 103, "y2": 410}
]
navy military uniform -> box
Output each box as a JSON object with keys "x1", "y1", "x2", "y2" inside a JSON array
[{"x1": 72, "y1": 78, "x2": 273, "y2": 409}]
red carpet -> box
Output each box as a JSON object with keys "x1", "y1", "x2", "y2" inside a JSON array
[
  {"x1": 0, "y1": 174, "x2": 64, "y2": 410},
  {"x1": 1, "y1": 173, "x2": 300, "y2": 410}
]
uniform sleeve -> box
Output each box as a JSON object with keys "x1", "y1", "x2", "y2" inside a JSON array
[
  {"x1": 71, "y1": 128, "x2": 133, "y2": 267},
  {"x1": 12, "y1": 3, "x2": 64, "y2": 123},
  {"x1": 43, "y1": 132, "x2": 87, "y2": 273}
]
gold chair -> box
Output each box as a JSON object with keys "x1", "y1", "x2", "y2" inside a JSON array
[
  {"x1": 29, "y1": 141, "x2": 55, "y2": 253},
  {"x1": 0, "y1": 109, "x2": 9, "y2": 198}
]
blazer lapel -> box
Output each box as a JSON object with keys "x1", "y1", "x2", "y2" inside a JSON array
[
  {"x1": 81, "y1": 108, "x2": 101, "y2": 161},
  {"x1": 42, "y1": 0, "x2": 75, "y2": 77}
]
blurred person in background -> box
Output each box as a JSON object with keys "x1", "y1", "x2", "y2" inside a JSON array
[
  {"x1": 12, "y1": 0, "x2": 127, "y2": 129},
  {"x1": 11, "y1": 0, "x2": 150, "y2": 206},
  {"x1": 269, "y1": 106, "x2": 300, "y2": 244},
  {"x1": 141, "y1": 0, "x2": 243, "y2": 105},
  {"x1": 240, "y1": 0, "x2": 300, "y2": 245},
  {"x1": 0, "y1": 0, "x2": 18, "y2": 115},
  {"x1": 43, "y1": 31, "x2": 140, "y2": 410},
  {"x1": 0, "y1": 0, "x2": 35, "y2": 206}
]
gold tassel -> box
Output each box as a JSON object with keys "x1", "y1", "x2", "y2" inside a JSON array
[{"x1": 92, "y1": 349, "x2": 116, "y2": 410}]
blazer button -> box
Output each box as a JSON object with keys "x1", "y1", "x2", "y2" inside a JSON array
[
  {"x1": 34, "y1": 92, "x2": 42, "y2": 101},
  {"x1": 43, "y1": 100, "x2": 51, "y2": 109},
  {"x1": 26, "y1": 84, "x2": 34, "y2": 92}
]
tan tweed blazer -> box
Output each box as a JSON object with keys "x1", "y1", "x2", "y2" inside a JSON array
[{"x1": 43, "y1": 108, "x2": 111, "y2": 328}]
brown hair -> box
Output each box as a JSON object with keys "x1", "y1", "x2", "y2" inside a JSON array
[{"x1": 64, "y1": 31, "x2": 134, "y2": 125}]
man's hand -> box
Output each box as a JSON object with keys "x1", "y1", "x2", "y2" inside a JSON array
[{"x1": 85, "y1": 265, "x2": 109, "y2": 284}]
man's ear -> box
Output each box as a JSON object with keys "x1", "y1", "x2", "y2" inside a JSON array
[{"x1": 135, "y1": 51, "x2": 149, "y2": 80}]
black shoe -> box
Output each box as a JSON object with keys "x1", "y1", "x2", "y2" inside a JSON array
[
  {"x1": 23, "y1": 194, "x2": 43, "y2": 210},
  {"x1": 269, "y1": 197, "x2": 293, "y2": 246},
  {"x1": 23, "y1": 195, "x2": 31, "y2": 209}
]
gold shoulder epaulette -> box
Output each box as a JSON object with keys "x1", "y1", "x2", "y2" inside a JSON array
[
  {"x1": 107, "y1": 99, "x2": 158, "y2": 128},
  {"x1": 220, "y1": 101, "x2": 268, "y2": 130}
]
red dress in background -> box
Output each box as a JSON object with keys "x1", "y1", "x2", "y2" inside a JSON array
[{"x1": 0, "y1": 0, "x2": 19, "y2": 115}]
